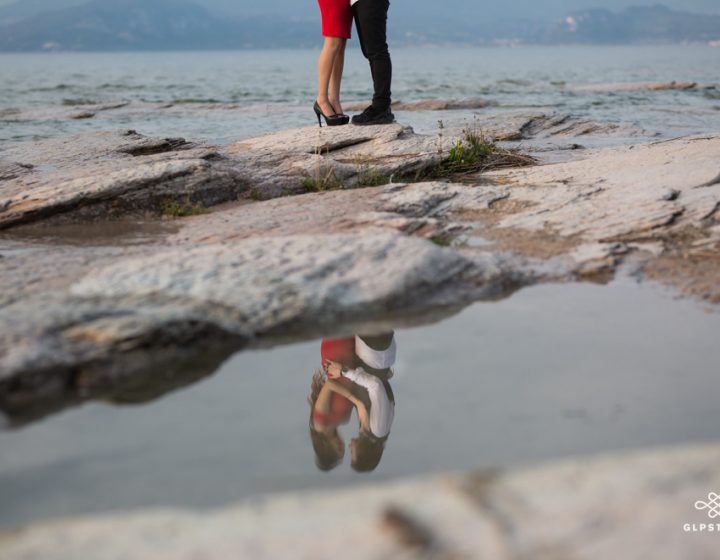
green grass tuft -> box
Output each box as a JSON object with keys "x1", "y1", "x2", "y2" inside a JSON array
[{"x1": 162, "y1": 198, "x2": 211, "y2": 218}]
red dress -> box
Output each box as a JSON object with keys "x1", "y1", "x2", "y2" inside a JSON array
[
  {"x1": 312, "y1": 337, "x2": 355, "y2": 426},
  {"x1": 318, "y1": 0, "x2": 353, "y2": 39}
]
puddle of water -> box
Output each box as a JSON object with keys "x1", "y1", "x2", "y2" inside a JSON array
[
  {"x1": 0, "y1": 219, "x2": 180, "y2": 248},
  {"x1": 0, "y1": 279, "x2": 719, "y2": 527}
]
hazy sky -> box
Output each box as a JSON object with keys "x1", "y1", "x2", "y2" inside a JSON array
[{"x1": 1, "y1": 0, "x2": 719, "y2": 19}]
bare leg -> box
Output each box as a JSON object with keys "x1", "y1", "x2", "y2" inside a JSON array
[
  {"x1": 328, "y1": 39, "x2": 347, "y2": 115},
  {"x1": 317, "y1": 37, "x2": 344, "y2": 116}
]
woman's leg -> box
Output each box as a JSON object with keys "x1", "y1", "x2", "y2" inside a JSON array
[
  {"x1": 328, "y1": 39, "x2": 347, "y2": 115},
  {"x1": 317, "y1": 37, "x2": 344, "y2": 116}
]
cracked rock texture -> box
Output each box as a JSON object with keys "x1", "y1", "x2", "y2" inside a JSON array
[
  {"x1": 0, "y1": 112, "x2": 646, "y2": 229},
  {"x1": 478, "y1": 134, "x2": 720, "y2": 296},
  {"x1": 1, "y1": 117, "x2": 718, "y2": 426},
  {"x1": 0, "y1": 228, "x2": 523, "y2": 425},
  {"x1": 2, "y1": 442, "x2": 718, "y2": 560}
]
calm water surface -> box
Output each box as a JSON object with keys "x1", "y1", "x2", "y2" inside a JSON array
[
  {"x1": 1, "y1": 46, "x2": 719, "y2": 143},
  {"x1": 1, "y1": 280, "x2": 719, "y2": 527}
]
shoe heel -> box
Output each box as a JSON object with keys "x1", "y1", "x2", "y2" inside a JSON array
[{"x1": 313, "y1": 102, "x2": 323, "y2": 127}]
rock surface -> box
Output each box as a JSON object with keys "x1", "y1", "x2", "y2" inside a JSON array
[
  {"x1": 346, "y1": 97, "x2": 496, "y2": 111},
  {"x1": 2, "y1": 442, "x2": 718, "y2": 560},
  {"x1": 0, "y1": 112, "x2": 647, "y2": 229},
  {"x1": 573, "y1": 81, "x2": 705, "y2": 92},
  {"x1": 479, "y1": 134, "x2": 720, "y2": 295},
  {"x1": 0, "y1": 221, "x2": 529, "y2": 425},
  {"x1": 1, "y1": 118, "x2": 718, "y2": 425}
]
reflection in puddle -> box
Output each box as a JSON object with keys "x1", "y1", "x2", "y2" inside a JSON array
[
  {"x1": 1, "y1": 280, "x2": 719, "y2": 527},
  {"x1": 310, "y1": 334, "x2": 396, "y2": 472}
]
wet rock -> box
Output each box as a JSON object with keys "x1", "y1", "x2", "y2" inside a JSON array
[
  {"x1": 574, "y1": 81, "x2": 700, "y2": 92},
  {"x1": 0, "y1": 232, "x2": 524, "y2": 425},
  {"x1": 68, "y1": 111, "x2": 96, "y2": 120},
  {"x1": 0, "y1": 101, "x2": 132, "y2": 123},
  {"x1": 0, "y1": 130, "x2": 248, "y2": 229},
  {"x1": 515, "y1": 112, "x2": 648, "y2": 139},
  {"x1": 2, "y1": 442, "x2": 718, "y2": 560},
  {"x1": 0, "y1": 113, "x2": 652, "y2": 229},
  {"x1": 0, "y1": 292, "x2": 244, "y2": 426},
  {"x1": 345, "y1": 97, "x2": 496, "y2": 112},
  {"x1": 436, "y1": 113, "x2": 648, "y2": 142}
]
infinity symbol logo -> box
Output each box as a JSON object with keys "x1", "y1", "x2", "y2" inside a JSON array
[{"x1": 695, "y1": 492, "x2": 720, "y2": 519}]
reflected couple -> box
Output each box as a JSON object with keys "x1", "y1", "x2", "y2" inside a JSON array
[{"x1": 309, "y1": 332, "x2": 396, "y2": 472}]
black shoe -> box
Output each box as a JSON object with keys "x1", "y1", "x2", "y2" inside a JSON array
[
  {"x1": 329, "y1": 103, "x2": 351, "y2": 124},
  {"x1": 351, "y1": 106, "x2": 395, "y2": 126},
  {"x1": 314, "y1": 101, "x2": 348, "y2": 127}
]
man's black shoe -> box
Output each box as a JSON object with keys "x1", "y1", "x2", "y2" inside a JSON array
[{"x1": 351, "y1": 106, "x2": 395, "y2": 126}]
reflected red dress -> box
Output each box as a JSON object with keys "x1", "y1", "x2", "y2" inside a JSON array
[
  {"x1": 312, "y1": 337, "x2": 355, "y2": 426},
  {"x1": 318, "y1": 0, "x2": 353, "y2": 39}
]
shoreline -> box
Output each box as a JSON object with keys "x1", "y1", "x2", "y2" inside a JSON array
[{"x1": 2, "y1": 42, "x2": 720, "y2": 55}]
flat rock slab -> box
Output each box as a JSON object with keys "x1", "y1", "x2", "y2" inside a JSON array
[
  {"x1": 0, "y1": 229, "x2": 523, "y2": 425},
  {"x1": 474, "y1": 134, "x2": 720, "y2": 297},
  {"x1": 0, "y1": 112, "x2": 650, "y2": 229},
  {"x1": 490, "y1": 134, "x2": 720, "y2": 239},
  {"x1": 2, "y1": 442, "x2": 718, "y2": 560},
  {"x1": 0, "y1": 130, "x2": 246, "y2": 229},
  {"x1": 573, "y1": 81, "x2": 705, "y2": 92},
  {"x1": 345, "y1": 97, "x2": 497, "y2": 111}
]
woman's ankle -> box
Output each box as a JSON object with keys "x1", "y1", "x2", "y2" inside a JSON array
[{"x1": 316, "y1": 97, "x2": 335, "y2": 115}]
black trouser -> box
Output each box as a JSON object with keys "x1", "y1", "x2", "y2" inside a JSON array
[{"x1": 352, "y1": 0, "x2": 392, "y2": 111}]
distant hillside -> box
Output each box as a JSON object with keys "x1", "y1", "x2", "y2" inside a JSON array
[
  {"x1": 0, "y1": 0, "x2": 718, "y2": 51},
  {"x1": 539, "y1": 5, "x2": 720, "y2": 43},
  {"x1": 0, "y1": 0, "x2": 85, "y2": 26},
  {"x1": 0, "y1": 0, "x2": 318, "y2": 51}
]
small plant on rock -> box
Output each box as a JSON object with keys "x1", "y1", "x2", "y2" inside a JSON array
[
  {"x1": 446, "y1": 127, "x2": 496, "y2": 172},
  {"x1": 353, "y1": 156, "x2": 390, "y2": 187},
  {"x1": 162, "y1": 197, "x2": 210, "y2": 218},
  {"x1": 302, "y1": 139, "x2": 345, "y2": 192}
]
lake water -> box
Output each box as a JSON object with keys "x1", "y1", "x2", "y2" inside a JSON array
[
  {"x1": 1, "y1": 280, "x2": 719, "y2": 527},
  {"x1": 1, "y1": 46, "x2": 719, "y2": 144}
]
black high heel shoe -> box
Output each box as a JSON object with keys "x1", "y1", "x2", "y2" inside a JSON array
[
  {"x1": 313, "y1": 101, "x2": 348, "y2": 127},
  {"x1": 330, "y1": 103, "x2": 350, "y2": 125}
]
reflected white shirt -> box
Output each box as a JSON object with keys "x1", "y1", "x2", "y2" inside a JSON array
[{"x1": 343, "y1": 368, "x2": 394, "y2": 438}]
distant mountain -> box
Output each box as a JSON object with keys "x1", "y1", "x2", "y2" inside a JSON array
[
  {"x1": 538, "y1": 5, "x2": 720, "y2": 43},
  {"x1": 3, "y1": 0, "x2": 720, "y2": 23},
  {"x1": 0, "y1": 0, "x2": 85, "y2": 26},
  {"x1": 0, "y1": 0, "x2": 718, "y2": 51},
  {"x1": 0, "y1": 0, "x2": 318, "y2": 51}
]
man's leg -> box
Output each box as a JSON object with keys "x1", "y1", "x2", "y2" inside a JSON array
[
  {"x1": 352, "y1": 0, "x2": 392, "y2": 116},
  {"x1": 353, "y1": 4, "x2": 375, "y2": 91}
]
